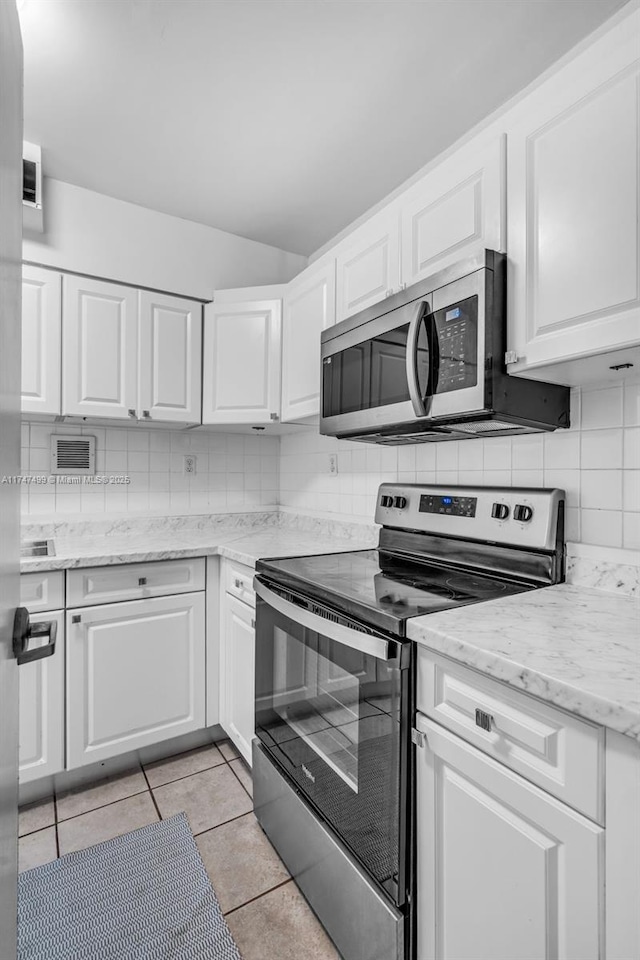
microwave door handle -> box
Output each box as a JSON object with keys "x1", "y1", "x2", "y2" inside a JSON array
[
  {"x1": 406, "y1": 301, "x2": 430, "y2": 417},
  {"x1": 254, "y1": 578, "x2": 394, "y2": 662}
]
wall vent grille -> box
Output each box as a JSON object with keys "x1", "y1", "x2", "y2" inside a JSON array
[{"x1": 50, "y1": 436, "x2": 96, "y2": 475}]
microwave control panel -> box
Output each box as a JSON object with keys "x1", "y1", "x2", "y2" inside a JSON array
[{"x1": 433, "y1": 295, "x2": 478, "y2": 394}]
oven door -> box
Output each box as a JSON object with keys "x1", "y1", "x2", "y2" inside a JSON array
[{"x1": 254, "y1": 577, "x2": 412, "y2": 907}]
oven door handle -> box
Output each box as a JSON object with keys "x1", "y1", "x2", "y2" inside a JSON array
[
  {"x1": 254, "y1": 578, "x2": 395, "y2": 662},
  {"x1": 406, "y1": 299, "x2": 432, "y2": 418}
]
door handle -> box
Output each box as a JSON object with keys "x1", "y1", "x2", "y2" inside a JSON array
[
  {"x1": 12, "y1": 607, "x2": 57, "y2": 665},
  {"x1": 406, "y1": 300, "x2": 431, "y2": 417}
]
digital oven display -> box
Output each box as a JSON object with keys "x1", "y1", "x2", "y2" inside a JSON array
[{"x1": 419, "y1": 494, "x2": 477, "y2": 518}]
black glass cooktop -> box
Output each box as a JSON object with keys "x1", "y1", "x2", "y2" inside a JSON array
[{"x1": 257, "y1": 550, "x2": 536, "y2": 636}]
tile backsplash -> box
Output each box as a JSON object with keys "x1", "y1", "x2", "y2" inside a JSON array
[
  {"x1": 279, "y1": 380, "x2": 640, "y2": 551},
  {"x1": 20, "y1": 380, "x2": 640, "y2": 551},
  {"x1": 20, "y1": 425, "x2": 279, "y2": 517}
]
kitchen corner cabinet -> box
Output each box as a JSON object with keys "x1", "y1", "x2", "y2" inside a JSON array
[
  {"x1": 202, "y1": 298, "x2": 281, "y2": 424},
  {"x1": 61, "y1": 274, "x2": 202, "y2": 423},
  {"x1": 21, "y1": 266, "x2": 62, "y2": 416},
  {"x1": 66, "y1": 592, "x2": 205, "y2": 768},
  {"x1": 281, "y1": 259, "x2": 336, "y2": 421},
  {"x1": 335, "y1": 208, "x2": 401, "y2": 323},
  {"x1": 400, "y1": 134, "x2": 505, "y2": 286},
  {"x1": 219, "y1": 560, "x2": 256, "y2": 765},
  {"x1": 506, "y1": 13, "x2": 640, "y2": 383},
  {"x1": 416, "y1": 716, "x2": 603, "y2": 960}
]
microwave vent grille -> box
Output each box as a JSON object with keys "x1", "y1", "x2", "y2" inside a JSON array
[{"x1": 453, "y1": 421, "x2": 532, "y2": 435}]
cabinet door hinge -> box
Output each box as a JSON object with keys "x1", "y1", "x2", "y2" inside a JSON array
[
  {"x1": 411, "y1": 728, "x2": 426, "y2": 748},
  {"x1": 504, "y1": 351, "x2": 519, "y2": 365}
]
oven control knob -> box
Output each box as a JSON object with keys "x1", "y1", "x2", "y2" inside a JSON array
[
  {"x1": 514, "y1": 504, "x2": 533, "y2": 522},
  {"x1": 491, "y1": 502, "x2": 510, "y2": 520},
  {"x1": 380, "y1": 495, "x2": 394, "y2": 508},
  {"x1": 394, "y1": 496, "x2": 408, "y2": 509}
]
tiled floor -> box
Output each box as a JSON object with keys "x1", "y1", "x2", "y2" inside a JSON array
[{"x1": 19, "y1": 740, "x2": 340, "y2": 960}]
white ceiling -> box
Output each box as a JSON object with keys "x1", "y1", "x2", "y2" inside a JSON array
[{"x1": 20, "y1": 0, "x2": 626, "y2": 256}]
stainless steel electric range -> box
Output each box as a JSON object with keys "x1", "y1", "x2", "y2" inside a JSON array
[{"x1": 252, "y1": 484, "x2": 565, "y2": 960}]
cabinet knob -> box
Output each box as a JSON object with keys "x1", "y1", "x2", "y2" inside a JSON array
[
  {"x1": 72, "y1": 614, "x2": 81, "y2": 624},
  {"x1": 142, "y1": 410, "x2": 151, "y2": 419},
  {"x1": 385, "y1": 288, "x2": 394, "y2": 298},
  {"x1": 234, "y1": 578, "x2": 241, "y2": 588},
  {"x1": 251, "y1": 618, "x2": 256, "y2": 629},
  {"x1": 138, "y1": 577, "x2": 147, "y2": 586},
  {"x1": 270, "y1": 412, "x2": 279, "y2": 421},
  {"x1": 128, "y1": 409, "x2": 137, "y2": 419},
  {"x1": 475, "y1": 708, "x2": 494, "y2": 732}
]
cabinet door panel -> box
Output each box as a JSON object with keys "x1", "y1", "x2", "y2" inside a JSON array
[
  {"x1": 401, "y1": 135, "x2": 504, "y2": 285},
  {"x1": 336, "y1": 211, "x2": 400, "y2": 322},
  {"x1": 282, "y1": 260, "x2": 336, "y2": 421},
  {"x1": 21, "y1": 267, "x2": 62, "y2": 415},
  {"x1": 220, "y1": 594, "x2": 255, "y2": 766},
  {"x1": 507, "y1": 19, "x2": 640, "y2": 377},
  {"x1": 63, "y1": 276, "x2": 137, "y2": 419},
  {"x1": 19, "y1": 611, "x2": 65, "y2": 784},
  {"x1": 138, "y1": 292, "x2": 202, "y2": 423},
  {"x1": 416, "y1": 717, "x2": 603, "y2": 960},
  {"x1": 66, "y1": 594, "x2": 205, "y2": 767},
  {"x1": 203, "y1": 300, "x2": 281, "y2": 424}
]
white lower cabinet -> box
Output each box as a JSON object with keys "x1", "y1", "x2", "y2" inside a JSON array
[
  {"x1": 18, "y1": 610, "x2": 65, "y2": 784},
  {"x1": 416, "y1": 715, "x2": 603, "y2": 960},
  {"x1": 220, "y1": 567, "x2": 256, "y2": 766},
  {"x1": 66, "y1": 592, "x2": 205, "y2": 768}
]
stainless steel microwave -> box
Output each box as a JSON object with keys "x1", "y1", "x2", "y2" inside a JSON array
[{"x1": 320, "y1": 251, "x2": 570, "y2": 444}]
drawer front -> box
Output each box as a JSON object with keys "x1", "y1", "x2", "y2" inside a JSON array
[
  {"x1": 225, "y1": 560, "x2": 255, "y2": 608},
  {"x1": 67, "y1": 558, "x2": 205, "y2": 607},
  {"x1": 21, "y1": 571, "x2": 65, "y2": 614},
  {"x1": 417, "y1": 649, "x2": 604, "y2": 823}
]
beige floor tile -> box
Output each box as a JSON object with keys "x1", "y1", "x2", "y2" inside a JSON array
[
  {"x1": 56, "y1": 766, "x2": 147, "y2": 821},
  {"x1": 226, "y1": 880, "x2": 340, "y2": 960},
  {"x1": 144, "y1": 744, "x2": 225, "y2": 788},
  {"x1": 153, "y1": 764, "x2": 251, "y2": 835},
  {"x1": 57, "y1": 793, "x2": 158, "y2": 856},
  {"x1": 19, "y1": 827, "x2": 57, "y2": 873},
  {"x1": 196, "y1": 813, "x2": 289, "y2": 913},
  {"x1": 218, "y1": 740, "x2": 240, "y2": 762},
  {"x1": 19, "y1": 796, "x2": 55, "y2": 837},
  {"x1": 229, "y1": 757, "x2": 253, "y2": 798}
]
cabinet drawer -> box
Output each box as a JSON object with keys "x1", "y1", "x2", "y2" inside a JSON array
[
  {"x1": 67, "y1": 558, "x2": 205, "y2": 607},
  {"x1": 225, "y1": 560, "x2": 255, "y2": 608},
  {"x1": 417, "y1": 649, "x2": 604, "y2": 823},
  {"x1": 21, "y1": 571, "x2": 65, "y2": 614}
]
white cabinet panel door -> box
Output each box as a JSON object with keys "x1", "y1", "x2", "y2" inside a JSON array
[
  {"x1": 401, "y1": 135, "x2": 505, "y2": 285},
  {"x1": 202, "y1": 299, "x2": 281, "y2": 424},
  {"x1": 220, "y1": 594, "x2": 255, "y2": 766},
  {"x1": 507, "y1": 19, "x2": 640, "y2": 377},
  {"x1": 138, "y1": 291, "x2": 202, "y2": 424},
  {"x1": 21, "y1": 266, "x2": 62, "y2": 416},
  {"x1": 19, "y1": 611, "x2": 64, "y2": 784},
  {"x1": 63, "y1": 276, "x2": 138, "y2": 419},
  {"x1": 335, "y1": 210, "x2": 401, "y2": 323},
  {"x1": 416, "y1": 717, "x2": 603, "y2": 960},
  {"x1": 282, "y1": 260, "x2": 336, "y2": 421},
  {"x1": 66, "y1": 593, "x2": 205, "y2": 768}
]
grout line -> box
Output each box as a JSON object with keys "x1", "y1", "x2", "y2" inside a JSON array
[
  {"x1": 55, "y1": 788, "x2": 151, "y2": 825},
  {"x1": 192, "y1": 808, "x2": 254, "y2": 837},
  {"x1": 143, "y1": 759, "x2": 226, "y2": 790},
  {"x1": 140, "y1": 766, "x2": 163, "y2": 823},
  {"x1": 223, "y1": 878, "x2": 292, "y2": 917},
  {"x1": 53, "y1": 794, "x2": 61, "y2": 859},
  {"x1": 227, "y1": 759, "x2": 253, "y2": 800},
  {"x1": 142, "y1": 741, "x2": 226, "y2": 771}
]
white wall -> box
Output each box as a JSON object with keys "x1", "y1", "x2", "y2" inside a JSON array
[
  {"x1": 23, "y1": 178, "x2": 307, "y2": 300},
  {"x1": 20, "y1": 424, "x2": 278, "y2": 517},
  {"x1": 279, "y1": 380, "x2": 640, "y2": 551}
]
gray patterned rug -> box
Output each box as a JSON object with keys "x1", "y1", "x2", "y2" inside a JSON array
[{"x1": 17, "y1": 813, "x2": 242, "y2": 960}]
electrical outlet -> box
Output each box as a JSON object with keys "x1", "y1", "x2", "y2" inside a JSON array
[
  {"x1": 328, "y1": 454, "x2": 338, "y2": 475},
  {"x1": 183, "y1": 455, "x2": 196, "y2": 475}
]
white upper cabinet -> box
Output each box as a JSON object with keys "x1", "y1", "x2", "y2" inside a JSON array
[
  {"x1": 202, "y1": 298, "x2": 282, "y2": 424},
  {"x1": 281, "y1": 259, "x2": 336, "y2": 421},
  {"x1": 335, "y1": 209, "x2": 401, "y2": 323},
  {"x1": 138, "y1": 291, "x2": 202, "y2": 424},
  {"x1": 507, "y1": 12, "x2": 640, "y2": 382},
  {"x1": 21, "y1": 266, "x2": 62, "y2": 416},
  {"x1": 400, "y1": 135, "x2": 505, "y2": 285},
  {"x1": 62, "y1": 275, "x2": 138, "y2": 420}
]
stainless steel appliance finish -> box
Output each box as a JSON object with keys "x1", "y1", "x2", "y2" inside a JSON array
[
  {"x1": 253, "y1": 484, "x2": 566, "y2": 960},
  {"x1": 253, "y1": 741, "x2": 404, "y2": 960},
  {"x1": 320, "y1": 251, "x2": 570, "y2": 444}
]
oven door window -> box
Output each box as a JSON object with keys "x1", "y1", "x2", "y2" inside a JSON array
[{"x1": 255, "y1": 595, "x2": 406, "y2": 903}]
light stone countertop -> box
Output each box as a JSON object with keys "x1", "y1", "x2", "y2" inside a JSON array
[{"x1": 407, "y1": 583, "x2": 640, "y2": 740}]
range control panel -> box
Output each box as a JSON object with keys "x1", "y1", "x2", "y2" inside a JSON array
[{"x1": 374, "y1": 484, "x2": 564, "y2": 552}]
